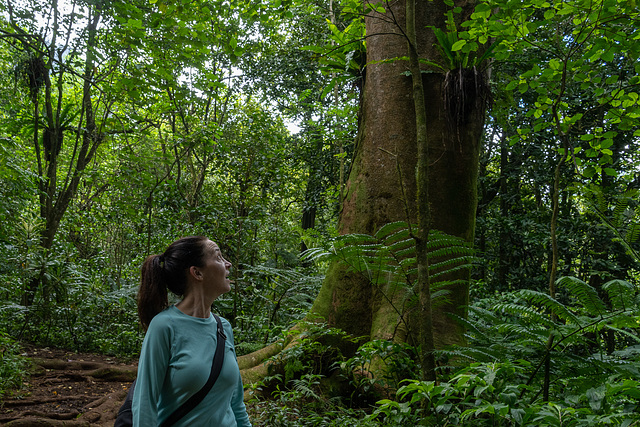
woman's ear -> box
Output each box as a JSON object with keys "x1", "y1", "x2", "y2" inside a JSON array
[{"x1": 189, "y1": 266, "x2": 202, "y2": 280}]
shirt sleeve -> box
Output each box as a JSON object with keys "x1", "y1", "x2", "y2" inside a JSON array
[
  {"x1": 132, "y1": 315, "x2": 173, "y2": 427},
  {"x1": 226, "y1": 324, "x2": 252, "y2": 427}
]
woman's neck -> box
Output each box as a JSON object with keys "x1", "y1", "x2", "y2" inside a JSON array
[{"x1": 175, "y1": 292, "x2": 214, "y2": 318}]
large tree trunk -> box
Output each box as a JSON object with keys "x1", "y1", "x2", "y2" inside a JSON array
[{"x1": 309, "y1": 0, "x2": 485, "y2": 349}]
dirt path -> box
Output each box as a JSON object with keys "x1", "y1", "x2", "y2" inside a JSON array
[{"x1": 0, "y1": 347, "x2": 138, "y2": 426}]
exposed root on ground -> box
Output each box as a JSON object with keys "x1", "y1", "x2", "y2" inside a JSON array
[{"x1": 0, "y1": 347, "x2": 136, "y2": 426}]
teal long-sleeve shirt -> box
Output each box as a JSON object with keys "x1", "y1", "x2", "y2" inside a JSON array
[{"x1": 132, "y1": 306, "x2": 252, "y2": 426}]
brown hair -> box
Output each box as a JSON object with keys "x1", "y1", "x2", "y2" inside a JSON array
[{"x1": 137, "y1": 236, "x2": 209, "y2": 330}]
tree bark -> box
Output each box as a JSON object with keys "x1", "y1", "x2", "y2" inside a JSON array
[{"x1": 309, "y1": 0, "x2": 485, "y2": 349}]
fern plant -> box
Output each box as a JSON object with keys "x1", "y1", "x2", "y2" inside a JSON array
[
  {"x1": 366, "y1": 276, "x2": 640, "y2": 426},
  {"x1": 446, "y1": 276, "x2": 640, "y2": 401},
  {"x1": 231, "y1": 264, "x2": 323, "y2": 350},
  {"x1": 303, "y1": 221, "x2": 476, "y2": 340},
  {"x1": 583, "y1": 184, "x2": 640, "y2": 262}
]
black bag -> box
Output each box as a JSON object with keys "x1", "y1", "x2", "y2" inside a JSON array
[{"x1": 114, "y1": 314, "x2": 226, "y2": 427}]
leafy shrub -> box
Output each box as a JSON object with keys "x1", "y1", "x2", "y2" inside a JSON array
[
  {"x1": 369, "y1": 275, "x2": 640, "y2": 426},
  {"x1": 0, "y1": 332, "x2": 28, "y2": 399},
  {"x1": 342, "y1": 339, "x2": 419, "y2": 398},
  {"x1": 369, "y1": 364, "x2": 640, "y2": 425},
  {"x1": 231, "y1": 264, "x2": 323, "y2": 352},
  {"x1": 0, "y1": 241, "x2": 143, "y2": 358},
  {"x1": 247, "y1": 373, "x2": 378, "y2": 427},
  {"x1": 266, "y1": 320, "x2": 360, "y2": 382}
]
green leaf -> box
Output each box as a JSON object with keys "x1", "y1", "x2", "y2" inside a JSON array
[
  {"x1": 518, "y1": 82, "x2": 529, "y2": 93},
  {"x1": 127, "y1": 18, "x2": 143, "y2": 29},
  {"x1": 505, "y1": 80, "x2": 518, "y2": 91},
  {"x1": 451, "y1": 40, "x2": 467, "y2": 51}
]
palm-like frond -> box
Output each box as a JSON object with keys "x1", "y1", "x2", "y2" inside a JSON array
[
  {"x1": 583, "y1": 185, "x2": 640, "y2": 262},
  {"x1": 436, "y1": 347, "x2": 502, "y2": 363},
  {"x1": 450, "y1": 313, "x2": 490, "y2": 342},
  {"x1": 603, "y1": 279, "x2": 636, "y2": 311},
  {"x1": 492, "y1": 303, "x2": 556, "y2": 329},
  {"x1": 304, "y1": 221, "x2": 474, "y2": 292},
  {"x1": 301, "y1": 222, "x2": 475, "y2": 342},
  {"x1": 627, "y1": 220, "x2": 640, "y2": 245},
  {"x1": 556, "y1": 276, "x2": 607, "y2": 316},
  {"x1": 514, "y1": 289, "x2": 581, "y2": 325},
  {"x1": 496, "y1": 323, "x2": 548, "y2": 342}
]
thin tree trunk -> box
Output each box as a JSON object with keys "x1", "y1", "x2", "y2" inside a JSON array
[{"x1": 406, "y1": 0, "x2": 436, "y2": 382}]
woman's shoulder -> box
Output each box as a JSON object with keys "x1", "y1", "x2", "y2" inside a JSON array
[
  {"x1": 214, "y1": 313, "x2": 230, "y2": 324},
  {"x1": 214, "y1": 314, "x2": 233, "y2": 329},
  {"x1": 146, "y1": 306, "x2": 180, "y2": 330}
]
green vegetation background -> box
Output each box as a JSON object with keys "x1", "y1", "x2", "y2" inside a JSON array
[{"x1": 1, "y1": 0, "x2": 639, "y2": 425}]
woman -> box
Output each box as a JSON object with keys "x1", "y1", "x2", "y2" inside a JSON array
[{"x1": 132, "y1": 236, "x2": 252, "y2": 426}]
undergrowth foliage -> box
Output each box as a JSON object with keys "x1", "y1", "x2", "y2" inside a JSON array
[
  {"x1": 231, "y1": 265, "x2": 322, "y2": 354},
  {"x1": 304, "y1": 221, "x2": 476, "y2": 292},
  {"x1": 368, "y1": 275, "x2": 640, "y2": 425},
  {"x1": 0, "y1": 332, "x2": 28, "y2": 399},
  {"x1": 247, "y1": 321, "x2": 376, "y2": 426},
  {"x1": 256, "y1": 220, "x2": 640, "y2": 426}
]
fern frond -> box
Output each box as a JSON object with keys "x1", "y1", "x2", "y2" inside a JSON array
[
  {"x1": 338, "y1": 242, "x2": 380, "y2": 255},
  {"x1": 432, "y1": 27, "x2": 456, "y2": 69},
  {"x1": 496, "y1": 323, "x2": 548, "y2": 342},
  {"x1": 427, "y1": 245, "x2": 471, "y2": 258},
  {"x1": 602, "y1": 279, "x2": 636, "y2": 311},
  {"x1": 514, "y1": 289, "x2": 581, "y2": 325},
  {"x1": 589, "y1": 184, "x2": 608, "y2": 213},
  {"x1": 600, "y1": 310, "x2": 639, "y2": 329},
  {"x1": 392, "y1": 246, "x2": 417, "y2": 259},
  {"x1": 492, "y1": 303, "x2": 556, "y2": 328},
  {"x1": 603, "y1": 325, "x2": 640, "y2": 343},
  {"x1": 375, "y1": 221, "x2": 410, "y2": 241},
  {"x1": 430, "y1": 279, "x2": 473, "y2": 290},
  {"x1": 611, "y1": 196, "x2": 629, "y2": 228},
  {"x1": 556, "y1": 276, "x2": 606, "y2": 316},
  {"x1": 291, "y1": 376, "x2": 321, "y2": 399},
  {"x1": 300, "y1": 247, "x2": 331, "y2": 263},
  {"x1": 449, "y1": 313, "x2": 491, "y2": 342},
  {"x1": 383, "y1": 230, "x2": 412, "y2": 245},
  {"x1": 430, "y1": 256, "x2": 475, "y2": 276},
  {"x1": 426, "y1": 230, "x2": 469, "y2": 246},
  {"x1": 626, "y1": 222, "x2": 640, "y2": 244},
  {"x1": 586, "y1": 192, "x2": 640, "y2": 262},
  {"x1": 468, "y1": 305, "x2": 502, "y2": 325},
  {"x1": 438, "y1": 346, "x2": 501, "y2": 363},
  {"x1": 332, "y1": 233, "x2": 378, "y2": 248},
  {"x1": 399, "y1": 258, "x2": 417, "y2": 269},
  {"x1": 430, "y1": 288, "x2": 451, "y2": 299}
]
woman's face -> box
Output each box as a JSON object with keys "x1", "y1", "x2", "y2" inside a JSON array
[{"x1": 200, "y1": 240, "x2": 232, "y2": 296}]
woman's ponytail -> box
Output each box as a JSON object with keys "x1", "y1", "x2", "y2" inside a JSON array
[{"x1": 138, "y1": 254, "x2": 167, "y2": 331}]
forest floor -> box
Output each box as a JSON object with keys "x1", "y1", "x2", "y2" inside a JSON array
[{"x1": 0, "y1": 346, "x2": 137, "y2": 426}]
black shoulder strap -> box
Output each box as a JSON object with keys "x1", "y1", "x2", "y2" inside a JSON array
[{"x1": 161, "y1": 314, "x2": 227, "y2": 427}]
